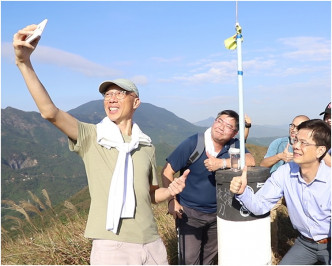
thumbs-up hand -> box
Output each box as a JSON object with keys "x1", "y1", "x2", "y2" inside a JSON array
[
  {"x1": 279, "y1": 143, "x2": 293, "y2": 163},
  {"x1": 230, "y1": 166, "x2": 248, "y2": 194},
  {"x1": 204, "y1": 152, "x2": 222, "y2": 172},
  {"x1": 179, "y1": 169, "x2": 190, "y2": 183},
  {"x1": 168, "y1": 169, "x2": 189, "y2": 196}
]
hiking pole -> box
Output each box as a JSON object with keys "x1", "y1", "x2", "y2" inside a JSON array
[{"x1": 176, "y1": 218, "x2": 180, "y2": 264}]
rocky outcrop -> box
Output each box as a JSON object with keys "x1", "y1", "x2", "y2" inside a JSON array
[{"x1": 5, "y1": 154, "x2": 38, "y2": 170}]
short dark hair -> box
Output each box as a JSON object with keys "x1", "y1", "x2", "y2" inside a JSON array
[
  {"x1": 217, "y1": 110, "x2": 239, "y2": 131},
  {"x1": 297, "y1": 119, "x2": 331, "y2": 161},
  {"x1": 323, "y1": 113, "x2": 330, "y2": 122}
]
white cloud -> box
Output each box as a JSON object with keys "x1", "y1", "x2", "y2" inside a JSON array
[
  {"x1": 278, "y1": 36, "x2": 331, "y2": 61},
  {"x1": 169, "y1": 57, "x2": 277, "y2": 84},
  {"x1": 167, "y1": 37, "x2": 330, "y2": 84},
  {"x1": 131, "y1": 75, "x2": 149, "y2": 85},
  {"x1": 2, "y1": 42, "x2": 121, "y2": 77},
  {"x1": 253, "y1": 74, "x2": 330, "y2": 96},
  {"x1": 172, "y1": 66, "x2": 236, "y2": 84},
  {"x1": 244, "y1": 59, "x2": 276, "y2": 74},
  {"x1": 150, "y1": 56, "x2": 183, "y2": 63},
  {"x1": 168, "y1": 59, "x2": 236, "y2": 84}
]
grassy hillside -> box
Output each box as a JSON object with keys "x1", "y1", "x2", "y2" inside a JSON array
[
  {"x1": 3, "y1": 103, "x2": 299, "y2": 265},
  {"x1": 246, "y1": 143, "x2": 267, "y2": 165},
  {"x1": 1, "y1": 103, "x2": 205, "y2": 214},
  {"x1": 1, "y1": 103, "x2": 205, "y2": 225},
  {"x1": 1, "y1": 187, "x2": 295, "y2": 265},
  {"x1": 2, "y1": 144, "x2": 298, "y2": 265}
]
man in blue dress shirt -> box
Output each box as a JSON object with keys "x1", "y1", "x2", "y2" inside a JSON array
[{"x1": 230, "y1": 119, "x2": 331, "y2": 265}]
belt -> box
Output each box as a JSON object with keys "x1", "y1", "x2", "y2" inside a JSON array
[{"x1": 300, "y1": 234, "x2": 331, "y2": 244}]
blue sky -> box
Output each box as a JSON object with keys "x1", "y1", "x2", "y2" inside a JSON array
[{"x1": 2, "y1": 1, "x2": 331, "y2": 126}]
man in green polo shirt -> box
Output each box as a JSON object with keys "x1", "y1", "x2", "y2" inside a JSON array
[{"x1": 13, "y1": 23, "x2": 188, "y2": 265}]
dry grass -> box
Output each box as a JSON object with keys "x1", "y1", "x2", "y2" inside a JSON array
[
  {"x1": 2, "y1": 138, "x2": 296, "y2": 264},
  {"x1": 152, "y1": 203, "x2": 179, "y2": 264},
  {"x1": 1, "y1": 189, "x2": 296, "y2": 265},
  {"x1": 1, "y1": 218, "x2": 91, "y2": 265},
  {"x1": 1, "y1": 191, "x2": 91, "y2": 265}
]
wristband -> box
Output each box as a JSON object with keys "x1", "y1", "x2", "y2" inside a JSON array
[
  {"x1": 245, "y1": 122, "x2": 251, "y2": 128},
  {"x1": 167, "y1": 197, "x2": 175, "y2": 215},
  {"x1": 222, "y1": 158, "x2": 227, "y2": 169},
  {"x1": 168, "y1": 197, "x2": 175, "y2": 206}
]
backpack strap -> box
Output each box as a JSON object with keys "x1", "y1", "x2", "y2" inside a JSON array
[
  {"x1": 179, "y1": 133, "x2": 205, "y2": 176},
  {"x1": 187, "y1": 135, "x2": 236, "y2": 167},
  {"x1": 185, "y1": 132, "x2": 205, "y2": 167}
]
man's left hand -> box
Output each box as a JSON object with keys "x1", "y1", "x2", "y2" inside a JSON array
[{"x1": 204, "y1": 152, "x2": 221, "y2": 171}]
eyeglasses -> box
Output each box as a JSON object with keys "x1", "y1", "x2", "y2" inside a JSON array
[
  {"x1": 289, "y1": 123, "x2": 299, "y2": 130},
  {"x1": 103, "y1": 90, "x2": 127, "y2": 101},
  {"x1": 293, "y1": 138, "x2": 317, "y2": 148},
  {"x1": 215, "y1": 118, "x2": 236, "y2": 132}
]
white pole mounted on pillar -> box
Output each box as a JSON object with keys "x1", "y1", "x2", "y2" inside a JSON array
[
  {"x1": 217, "y1": 5, "x2": 272, "y2": 265},
  {"x1": 235, "y1": 23, "x2": 246, "y2": 169},
  {"x1": 224, "y1": 1, "x2": 246, "y2": 169}
]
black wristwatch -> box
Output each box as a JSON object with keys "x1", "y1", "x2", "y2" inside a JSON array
[{"x1": 245, "y1": 122, "x2": 251, "y2": 128}]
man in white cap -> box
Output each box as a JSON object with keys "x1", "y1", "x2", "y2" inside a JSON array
[{"x1": 13, "y1": 23, "x2": 189, "y2": 265}]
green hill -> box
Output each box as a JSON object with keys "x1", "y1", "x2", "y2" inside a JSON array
[
  {"x1": 1, "y1": 102, "x2": 268, "y2": 231},
  {"x1": 2, "y1": 144, "x2": 293, "y2": 266},
  {"x1": 1, "y1": 102, "x2": 299, "y2": 266},
  {"x1": 68, "y1": 100, "x2": 206, "y2": 146},
  {"x1": 1, "y1": 102, "x2": 205, "y2": 224},
  {"x1": 1, "y1": 107, "x2": 87, "y2": 213}
]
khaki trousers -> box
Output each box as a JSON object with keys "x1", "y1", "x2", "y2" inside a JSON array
[{"x1": 90, "y1": 237, "x2": 168, "y2": 265}]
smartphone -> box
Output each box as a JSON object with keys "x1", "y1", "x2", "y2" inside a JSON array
[{"x1": 25, "y1": 19, "x2": 48, "y2": 43}]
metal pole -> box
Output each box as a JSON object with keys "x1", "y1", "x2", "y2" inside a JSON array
[{"x1": 236, "y1": 23, "x2": 246, "y2": 169}]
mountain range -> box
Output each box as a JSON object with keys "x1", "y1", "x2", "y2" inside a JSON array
[
  {"x1": 195, "y1": 116, "x2": 288, "y2": 137},
  {"x1": 1, "y1": 101, "x2": 282, "y2": 222},
  {"x1": 1, "y1": 101, "x2": 206, "y2": 220},
  {"x1": 195, "y1": 116, "x2": 288, "y2": 147}
]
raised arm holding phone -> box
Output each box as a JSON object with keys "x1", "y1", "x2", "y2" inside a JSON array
[{"x1": 13, "y1": 22, "x2": 189, "y2": 265}]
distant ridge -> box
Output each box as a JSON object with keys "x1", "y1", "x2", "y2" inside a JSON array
[
  {"x1": 1, "y1": 102, "x2": 205, "y2": 217},
  {"x1": 68, "y1": 100, "x2": 206, "y2": 146},
  {"x1": 194, "y1": 116, "x2": 215, "y2": 127},
  {"x1": 1, "y1": 101, "x2": 279, "y2": 226},
  {"x1": 195, "y1": 116, "x2": 288, "y2": 139}
]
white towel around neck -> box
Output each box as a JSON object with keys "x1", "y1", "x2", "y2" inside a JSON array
[
  {"x1": 204, "y1": 127, "x2": 218, "y2": 157},
  {"x1": 96, "y1": 117, "x2": 151, "y2": 234}
]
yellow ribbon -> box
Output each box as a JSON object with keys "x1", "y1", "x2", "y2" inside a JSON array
[
  {"x1": 224, "y1": 34, "x2": 237, "y2": 50},
  {"x1": 224, "y1": 24, "x2": 243, "y2": 50}
]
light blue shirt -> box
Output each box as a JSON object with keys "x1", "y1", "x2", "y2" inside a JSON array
[
  {"x1": 236, "y1": 161, "x2": 331, "y2": 241},
  {"x1": 264, "y1": 136, "x2": 292, "y2": 173}
]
